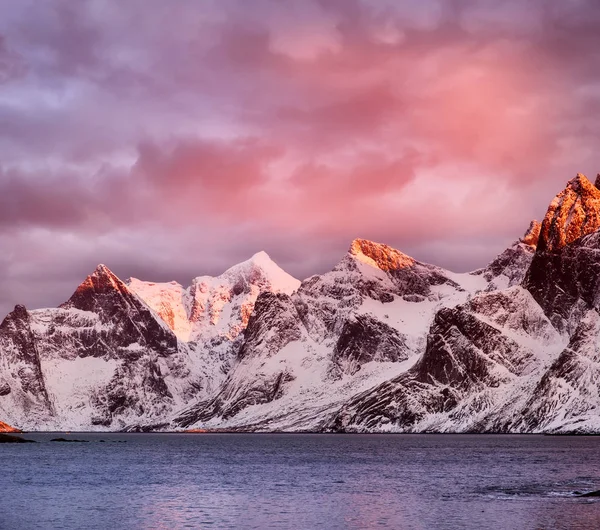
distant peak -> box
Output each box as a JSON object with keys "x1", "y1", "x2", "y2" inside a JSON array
[
  {"x1": 538, "y1": 173, "x2": 600, "y2": 253},
  {"x1": 87, "y1": 264, "x2": 121, "y2": 285},
  {"x1": 193, "y1": 251, "x2": 300, "y2": 295},
  {"x1": 349, "y1": 238, "x2": 415, "y2": 271},
  {"x1": 248, "y1": 250, "x2": 272, "y2": 265},
  {"x1": 93, "y1": 263, "x2": 115, "y2": 277},
  {"x1": 221, "y1": 251, "x2": 277, "y2": 276},
  {"x1": 60, "y1": 263, "x2": 130, "y2": 311},
  {"x1": 566, "y1": 173, "x2": 595, "y2": 193},
  {"x1": 11, "y1": 304, "x2": 28, "y2": 319},
  {"x1": 520, "y1": 220, "x2": 541, "y2": 248}
]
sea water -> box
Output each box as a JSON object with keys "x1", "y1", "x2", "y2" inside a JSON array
[{"x1": 1, "y1": 433, "x2": 600, "y2": 529}]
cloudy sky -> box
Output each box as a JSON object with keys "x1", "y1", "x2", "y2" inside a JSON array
[{"x1": 1, "y1": 0, "x2": 599, "y2": 315}]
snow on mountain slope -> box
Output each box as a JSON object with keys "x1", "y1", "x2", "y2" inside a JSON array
[
  {"x1": 0, "y1": 254, "x2": 301, "y2": 431},
  {"x1": 178, "y1": 177, "x2": 600, "y2": 434},
  {"x1": 514, "y1": 310, "x2": 600, "y2": 433},
  {"x1": 0, "y1": 265, "x2": 188, "y2": 430},
  {"x1": 175, "y1": 238, "x2": 494, "y2": 431},
  {"x1": 128, "y1": 251, "x2": 300, "y2": 342},
  {"x1": 326, "y1": 174, "x2": 600, "y2": 434},
  {"x1": 126, "y1": 279, "x2": 192, "y2": 341},
  {"x1": 473, "y1": 220, "x2": 541, "y2": 291},
  {"x1": 6, "y1": 173, "x2": 600, "y2": 433},
  {"x1": 327, "y1": 286, "x2": 565, "y2": 433},
  {"x1": 186, "y1": 251, "x2": 300, "y2": 342}
]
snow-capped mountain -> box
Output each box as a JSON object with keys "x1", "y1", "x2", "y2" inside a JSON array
[
  {"x1": 3, "y1": 173, "x2": 600, "y2": 433},
  {"x1": 127, "y1": 251, "x2": 300, "y2": 342},
  {"x1": 0, "y1": 254, "x2": 300, "y2": 431},
  {"x1": 327, "y1": 174, "x2": 600, "y2": 434},
  {"x1": 175, "y1": 237, "x2": 489, "y2": 431}
]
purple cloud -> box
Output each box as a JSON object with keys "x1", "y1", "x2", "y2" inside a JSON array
[{"x1": 0, "y1": 0, "x2": 599, "y2": 315}]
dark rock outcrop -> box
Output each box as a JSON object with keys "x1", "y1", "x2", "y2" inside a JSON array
[
  {"x1": 525, "y1": 230, "x2": 600, "y2": 334},
  {"x1": 0, "y1": 305, "x2": 53, "y2": 416},
  {"x1": 524, "y1": 175, "x2": 600, "y2": 333},
  {"x1": 332, "y1": 315, "x2": 409, "y2": 376},
  {"x1": 238, "y1": 292, "x2": 303, "y2": 360},
  {"x1": 60, "y1": 264, "x2": 178, "y2": 359},
  {"x1": 536, "y1": 174, "x2": 600, "y2": 253},
  {"x1": 0, "y1": 433, "x2": 35, "y2": 443},
  {"x1": 475, "y1": 220, "x2": 541, "y2": 289}
]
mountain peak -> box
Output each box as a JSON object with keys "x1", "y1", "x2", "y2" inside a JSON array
[
  {"x1": 566, "y1": 173, "x2": 596, "y2": 193},
  {"x1": 249, "y1": 250, "x2": 271, "y2": 262},
  {"x1": 520, "y1": 220, "x2": 541, "y2": 248},
  {"x1": 94, "y1": 263, "x2": 111, "y2": 274},
  {"x1": 349, "y1": 238, "x2": 415, "y2": 271},
  {"x1": 216, "y1": 252, "x2": 300, "y2": 295},
  {"x1": 537, "y1": 173, "x2": 600, "y2": 253},
  {"x1": 62, "y1": 263, "x2": 130, "y2": 311},
  {"x1": 91, "y1": 263, "x2": 120, "y2": 282}
]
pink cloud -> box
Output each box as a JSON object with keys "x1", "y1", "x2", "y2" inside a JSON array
[{"x1": 1, "y1": 0, "x2": 600, "y2": 315}]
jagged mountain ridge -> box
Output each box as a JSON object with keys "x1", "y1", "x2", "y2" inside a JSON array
[
  {"x1": 0, "y1": 253, "x2": 301, "y2": 430},
  {"x1": 327, "y1": 174, "x2": 600, "y2": 434},
  {"x1": 3, "y1": 173, "x2": 600, "y2": 433},
  {"x1": 127, "y1": 251, "x2": 300, "y2": 342}
]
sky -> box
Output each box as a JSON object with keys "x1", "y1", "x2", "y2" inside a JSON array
[{"x1": 1, "y1": 0, "x2": 600, "y2": 315}]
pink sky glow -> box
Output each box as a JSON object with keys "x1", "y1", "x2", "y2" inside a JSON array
[{"x1": 1, "y1": 0, "x2": 599, "y2": 315}]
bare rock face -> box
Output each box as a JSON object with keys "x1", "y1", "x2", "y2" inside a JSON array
[
  {"x1": 0, "y1": 305, "x2": 53, "y2": 422},
  {"x1": 537, "y1": 174, "x2": 600, "y2": 253},
  {"x1": 524, "y1": 175, "x2": 600, "y2": 333},
  {"x1": 349, "y1": 239, "x2": 415, "y2": 271},
  {"x1": 521, "y1": 220, "x2": 542, "y2": 248},
  {"x1": 332, "y1": 315, "x2": 409, "y2": 376},
  {"x1": 476, "y1": 220, "x2": 541, "y2": 289},
  {"x1": 525, "y1": 231, "x2": 600, "y2": 333},
  {"x1": 61, "y1": 264, "x2": 178, "y2": 359},
  {"x1": 514, "y1": 310, "x2": 600, "y2": 433},
  {"x1": 238, "y1": 292, "x2": 304, "y2": 360}
]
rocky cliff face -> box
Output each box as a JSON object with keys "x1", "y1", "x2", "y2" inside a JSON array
[
  {"x1": 4, "y1": 173, "x2": 600, "y2": 433},
  {"x1": 0, "y1": 305, "x2": 53, "y2": 426},
  {"x1": 174, "y1": 238, "x2": 489, "y2": 431},
  {"x1": 536, "y1": 174, "x2": 600, "y2": 253},
  {"x1": 0, "y1": 255, "x2": 300, "y2": 431},
  {"x1": 475, "y1": 220, "x2": 540, "y2": 290},
  {"x1": 325, "y1": 174, "x2": 600, "y2": 434},
  {"x1": 523, "y1": 177, "x2": 600, "y2": 334}
]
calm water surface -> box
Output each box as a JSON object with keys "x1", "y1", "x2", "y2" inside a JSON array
[{"x1": 2, "y1": 433, "x2": 600, "y2": 529}]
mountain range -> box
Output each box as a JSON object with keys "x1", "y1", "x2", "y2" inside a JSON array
[{"x1": 2, "y1": 174, "x2": 600, "y2": 433}]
